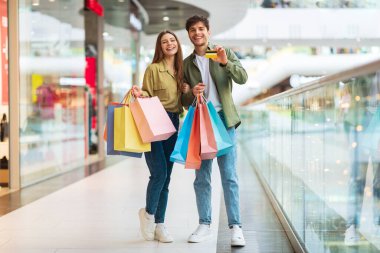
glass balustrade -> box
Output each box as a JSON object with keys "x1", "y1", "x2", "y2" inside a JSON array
[
  {"x1": 239, "y1": 60, "x2": 380, "y2": 252},
  {"x1": 250, "y1": 0, "x2": 380, "y2": 9}
]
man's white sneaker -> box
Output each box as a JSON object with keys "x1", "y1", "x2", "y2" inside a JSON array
[
  {"x1": 344, "y1": 225, "x2": 360, "y2": 246},
  {"x1": 138, "y1": 208, "x2": 155, "y2": 241},
  {"x1": 188, "y1": 224, "x2": 212, "y2": 243},
  {"x1": 231, "y1": 225, "x2": 246, "y2": 247},
  {"x1": 154, "y1": 223, "x2": 174, "y2": 243}
]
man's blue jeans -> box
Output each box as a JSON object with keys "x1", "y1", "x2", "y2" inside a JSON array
[
  {"x1": 145, "y1": 112, "x2": 179, "y2": 224},
  {"x1": 194, "y1": 115, "x2": 241, "y2": 227}
]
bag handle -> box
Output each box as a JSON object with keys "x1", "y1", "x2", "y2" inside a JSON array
[
  {"x1": 119, "y1": 89, "x2": 136, "y2": 105},
  {"x1": 191, "y1": 93, "x2": 208, "y2": 107}
]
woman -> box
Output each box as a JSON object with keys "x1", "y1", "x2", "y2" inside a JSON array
[{"x1": 132, "y1": 30, "x2": 183, "y2": 243}]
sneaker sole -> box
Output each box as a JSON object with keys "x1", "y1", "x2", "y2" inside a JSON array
[
  {"x1": 231, "y1": 241, "x2": 246, "y2": 247},
  {"x1": 154, "y1": 234, "x2": 173, "y2": 243}
]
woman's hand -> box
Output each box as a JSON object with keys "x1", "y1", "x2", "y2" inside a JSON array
[
  {"x1": 192, "y1": 83, "x2": 206, "y2": 96},
  {"x1": 132, "y1": 85, "x2": 142, "y2": 98},
  {"x1": 182, "y1": 83, "x2": 191, "y2": 94}
]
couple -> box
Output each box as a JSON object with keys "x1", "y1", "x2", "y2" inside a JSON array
[{"x1": 132, "y1": 15, "x2": 248, "y2": 247}]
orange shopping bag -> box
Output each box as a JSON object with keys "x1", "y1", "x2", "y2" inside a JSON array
[{"x1": 185, "y1": 96, "x2": 201, "y2": 169}]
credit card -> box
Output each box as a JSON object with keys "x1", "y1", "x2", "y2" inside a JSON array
[{"x1": 205, "y1": 50, "x2": 217, "y2": 59}]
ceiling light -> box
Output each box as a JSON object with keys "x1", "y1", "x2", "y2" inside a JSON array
[
  {"x1": 118, "y1": 0, "x2": 125, "y2": 2},
  {"x1": 49, "y1": 0, "x2": 55, "y2": 2},
  {"x1": 103, "y1": 32, "x2": 109, "y2": 37},
  {"x1": 32, "y1": 0, "x2": 39, "y2": 6},
  {"x1": 163, "y1": 16, "x2": 170, "y2": 21}
]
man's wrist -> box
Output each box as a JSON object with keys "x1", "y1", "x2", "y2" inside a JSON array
[{"x1": 220, "y1": 61, "x2": 228, "y2": 67}]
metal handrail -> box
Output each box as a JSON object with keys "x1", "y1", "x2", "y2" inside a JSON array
[{"x1": 247, "y1": 58, "x2": 380, "y2": 106}]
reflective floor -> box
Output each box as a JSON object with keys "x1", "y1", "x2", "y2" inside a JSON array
[
  {"x1": 217, "y1": 145, "x2": 294, "y2": 253},
  {"x1": 0, "y1": 144, "x2": 293, "y2": 252}
]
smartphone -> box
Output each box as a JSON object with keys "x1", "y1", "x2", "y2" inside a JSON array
[{"x1": 205, "y1": 50, "x2": 217, "y2": 59}]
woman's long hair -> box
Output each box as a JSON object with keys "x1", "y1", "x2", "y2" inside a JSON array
[{"x1": 152, "y1": 30, "x2": 183, "y2": 90}]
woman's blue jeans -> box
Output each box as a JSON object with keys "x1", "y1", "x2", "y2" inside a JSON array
[{"x1": 144, "y1": 112, "x2": 179, "y2": 223}]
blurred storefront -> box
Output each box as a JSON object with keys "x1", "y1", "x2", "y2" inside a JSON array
[
  {"x1": 2, "y1": 0, "x2": 142, "y2": 189},
  {"x1": 0, "y1": 0, "x2": 8, "y2": 188},
  {"x1": 18, "y1": 0, "x2": 87, "y2": 186}
]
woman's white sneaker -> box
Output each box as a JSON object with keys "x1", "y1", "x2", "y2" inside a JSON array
[
  {"x1": 138, "y1": 208, "x2": 155, "y2": 241},
  {"x1": 154, "y1": 223, "x2": 174, "y2": 243},
  {"x1": 188, "y1": 224, "x2": 212, "y2": 243},
  {"x1": 231, "y1": 225, "x2": 246, "y2": 247}
]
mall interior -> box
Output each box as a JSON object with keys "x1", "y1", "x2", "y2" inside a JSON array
[{"x1": 0, "y1": 0, "x2": 380, "y2": 252}]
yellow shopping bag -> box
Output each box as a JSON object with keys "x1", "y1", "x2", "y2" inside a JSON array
[{"x1": 114, "y1": 92, "x2": 151, "y2": 153}]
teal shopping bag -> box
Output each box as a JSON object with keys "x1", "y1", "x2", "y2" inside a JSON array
[
  {"x1": 170, "y1": 106, "x2": 195, "y2": 164},
  {"x1": 207, "y1": 102, "x2": 233, "y2": 156}
]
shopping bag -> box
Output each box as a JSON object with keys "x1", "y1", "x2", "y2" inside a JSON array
[
  {"x1": 114, "y1": 92, "x2": 151, "y2": 153},
  {"x1": 170, "y1": 106, "x2": 195, "y2": 164},
  {"x1": 199, "y1": 100, "x2": 218, "y2": 160},
  {"x1": 207, "y1": 101, "x2": 233, "y2": 156},
  {"x1": 130, "y1": 96, "x2": 176, "y2": 143},
  {"x1": 103, "y1": 124, "x2": 107, "y2": 141},
  {"x1": 185, "y1": 100, "x2": 201, "y2": 169},
  {"x1": 106, "y1": 104, "x2": 142, "y2": 157}
]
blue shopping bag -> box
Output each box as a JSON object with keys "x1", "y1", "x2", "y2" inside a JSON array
[
  {"x1": 207, "y1": 102, "x2": 233, "y2": 157},
  {"x1": 106, "y1": 104, "x2": 142, "y2": 157},
  {"x1": 170, "y1": 105, "x2": 195, "y2": 164}
]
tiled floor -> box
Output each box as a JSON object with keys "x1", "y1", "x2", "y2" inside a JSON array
[
  {"x1": 0, "y1": 157, "x2": 122, "y2": 216},
  {"x1": 217, "y1": 146, "x2": 295, "y2": 253},
  {"x1": 0, "y1": 143, "x2": 295, "y2": 252},
  {"x1": 0, "y1": 156, "x2": 223, "y2": 252}
]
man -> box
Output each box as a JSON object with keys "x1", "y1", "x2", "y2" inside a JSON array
[{"x1": 181, "y1": 15, "x2": 248, "y2": 247}]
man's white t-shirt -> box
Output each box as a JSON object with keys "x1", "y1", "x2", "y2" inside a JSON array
[{"x1": 195, "y1": 54, "x2": 222, "y2": 112}]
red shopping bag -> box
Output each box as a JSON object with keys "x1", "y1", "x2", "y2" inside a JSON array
[
  {"x1": 199, "y1": 98, "x2": 217, "y2": 160},
  {"x1": 185, "y1": 99, "x2": 201, "y2": 169}
]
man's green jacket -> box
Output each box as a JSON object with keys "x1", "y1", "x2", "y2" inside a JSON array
[{"x1": 181, "y1": 43, "x2": 248, "y2": 128}]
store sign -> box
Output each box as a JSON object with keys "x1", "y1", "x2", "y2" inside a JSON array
[
  {"x1": 85, "y1": 57, "x2": 96, "y2": 89},
  {"x1": 85, "y1": 0, "x2": 104, "y2": 17}
]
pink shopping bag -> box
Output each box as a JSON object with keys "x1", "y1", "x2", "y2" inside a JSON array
[
  {"x1": 199, "y1": 100, "x2": 218, "y2": 160},
  {"x1": 130, "y1": 96, "x2": 176, "y2": 143}
]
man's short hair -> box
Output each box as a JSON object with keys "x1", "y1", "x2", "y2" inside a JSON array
[{"x1": 185, "y1": 15, "x2": 209, "y2": 31}]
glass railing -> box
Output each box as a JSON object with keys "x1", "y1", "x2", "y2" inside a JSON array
[
  {"x1": 238, "y1": 59, "x2": 380, "y2": 252},
  {"x1": 250, "y1": 0, "x2": 380, "y2": 9}
]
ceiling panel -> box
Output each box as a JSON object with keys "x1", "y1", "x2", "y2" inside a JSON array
[{"x1": 138, "y1": 0, "x2": 208, "y2": 35}]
